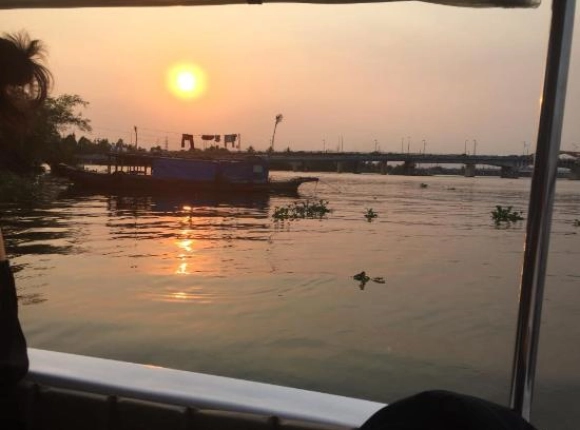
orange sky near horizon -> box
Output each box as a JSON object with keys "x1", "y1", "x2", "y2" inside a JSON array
[{"x1": 1, "y1": 2, "x2": 580, "y2": 154}]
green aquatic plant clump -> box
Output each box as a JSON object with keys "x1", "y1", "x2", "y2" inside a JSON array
[
  {"x1": 272, "y1": 199, "x2": 331, "y2": 221},
  {"x1": 0, "y1": 171, "x2": 42, "y2": 205},
  {"x1": 364, "y1": 208, "x2": 378, "y2": 222},
  {"x1": 491, "y1": 205, "x2": 524, "y2": 225}
]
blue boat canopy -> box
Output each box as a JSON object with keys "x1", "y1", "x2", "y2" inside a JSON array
[
  {"x1": 152, "y1": 158, "x2": 219, "y2": 182},
  {"x1": 151, "y1": 157, "x2": 269, "y2": 184}
]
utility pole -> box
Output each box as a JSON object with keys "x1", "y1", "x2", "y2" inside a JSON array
[{"x1": 134, "y1": 126, "x2": 138, "y2": 149}]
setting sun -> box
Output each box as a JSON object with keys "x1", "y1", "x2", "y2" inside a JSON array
[
  {"x1": 167, "y1": 63, "x2": 207, "y2": 100},
  {"x1": 177, "y1": 72, "x2": 195, "y2": 91}
]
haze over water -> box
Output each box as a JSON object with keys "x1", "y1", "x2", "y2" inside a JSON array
[{"x1": 2, "y1": 173, "x2": 579, "y2": 429}]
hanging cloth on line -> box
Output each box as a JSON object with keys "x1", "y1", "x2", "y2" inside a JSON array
[
  {"x1": 181, "y1": 134, "x2": 194, "y2": 149},
  {"x1": 224, "y1": 134, "x2": 238, "y2": 149}
]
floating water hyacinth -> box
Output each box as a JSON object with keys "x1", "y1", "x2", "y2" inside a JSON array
[
  {"x1": 272, "y1": 199, "x2": 331, "y2": 221},
  {"x1": 491, "y1": 205, "x2": 524, "y2": 225},
  {"x1": 364, "y1": 208, "x2": 378, "y2": 222}
]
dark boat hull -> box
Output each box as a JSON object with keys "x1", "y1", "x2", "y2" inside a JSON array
[{"x1": 52, "y1": 164, "x2": 318, "y2": 196}]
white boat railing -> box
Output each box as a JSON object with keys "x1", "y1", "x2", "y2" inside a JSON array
[{"x1": 26, "y1": 348, "x2": 385, "y2": 428}]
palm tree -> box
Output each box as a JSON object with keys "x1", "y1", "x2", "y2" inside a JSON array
[{"x1": 269, "y1": 114, "x2": 283, "y2": 151}]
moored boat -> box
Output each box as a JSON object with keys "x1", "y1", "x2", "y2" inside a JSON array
[{"x1": 51, "y1": 154, "x2": 319, "y2": 196}]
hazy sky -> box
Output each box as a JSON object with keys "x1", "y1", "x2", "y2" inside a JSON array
[{"x1": 2, "y1": 2, "x2": 580, "y2": 154}]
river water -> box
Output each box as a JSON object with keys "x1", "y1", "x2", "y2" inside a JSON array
[{"x1": 2, "y1": 172, "x2": 579, "y2": 429}]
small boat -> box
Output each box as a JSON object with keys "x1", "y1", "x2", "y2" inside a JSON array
[{"x1": 51, "y1": 154, "x2": 319, "y2": 196}]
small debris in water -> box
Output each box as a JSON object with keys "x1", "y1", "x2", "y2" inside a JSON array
[
  {"x1": 353, "y1": 271, "x2": 385, "y2": 290},
  {"x1": 353, "y1": 271, "x2": 369, "y2": 282}
]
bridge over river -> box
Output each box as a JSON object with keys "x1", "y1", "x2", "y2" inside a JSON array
[
  {"x1": 77, "y1": 151, "x2": 580, "y2": 179},
  {"x1": 267, "y1": 151, "x2": 580, "y2": 178},
  {"x1": 268, "y1": 152, "x2": 539, "y2": 178}
]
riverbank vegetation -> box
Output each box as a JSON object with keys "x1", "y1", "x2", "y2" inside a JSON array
[
  {"x1": 0, "y1": 170, "x2": 66, "y2": 207},
  {"x1": 0, "y1": 94, "x2": 91, "y2": 174},
  {"x1": 0, "y1": 171, "x2": 40, "y2": 204}
]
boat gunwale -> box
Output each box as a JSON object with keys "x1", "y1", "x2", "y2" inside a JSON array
[{"x1": 25, "y1": 348, "x2": 385, "y2": 428}]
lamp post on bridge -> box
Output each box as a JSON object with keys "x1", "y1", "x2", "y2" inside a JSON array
[
  {"x1": 423, "y1": 139, "x2": 426, "y2": 155},
  {"x1": 473, "y1": 139, "x2": 477, "y2": 156},
  {"x1": 465, "y1": 139, "x2": 468, "y2": 155},
  {"x1": 407, "y1": 136, "x2": 411, "y2": 155}
]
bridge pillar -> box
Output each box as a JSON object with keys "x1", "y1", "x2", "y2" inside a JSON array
[
  {"x1": 380, "y1": 160, "x2": 388, "y2": 175},
  {"x1": 569, "y1": 163, "x2": 580, "y2": 180},
  {"x1": 500, "y1": 165, "x2": 520, "y2": 179},
  {"x1": 403, "y1": 160, "x2": 416, "y2": 175},
  {"x1": 464, "y1": 163, "x2": 476, "y2": 177},
  {"x1": 336, "y1": 161, "x2": 343, "y2": 173}
]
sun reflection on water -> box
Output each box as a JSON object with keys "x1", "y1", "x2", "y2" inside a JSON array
[
  {"x1": 178, "y1": 239, "x2": 194, "y2": 253},
  {"x1": 175, "y1": 232, "x2": 195, "y2": 275},
  {"x1": 176, "y1": 261, "x2": 189, "y2": 275},
  {"x1": 149, "y1": 289, "x2": 214, "y2": 304}
]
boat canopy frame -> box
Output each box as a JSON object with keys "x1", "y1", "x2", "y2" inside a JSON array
[{"x1": 0, "y1": 0, "x2": 542, "y2": 10}]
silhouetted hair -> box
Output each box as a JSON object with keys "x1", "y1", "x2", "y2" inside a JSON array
[{"x1": 0, "y1": 31, "x2": 52, "y2": 127}]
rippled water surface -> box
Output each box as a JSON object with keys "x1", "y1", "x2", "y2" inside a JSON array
[{"x1": 3, "y1": 172, "x2": 580, "y2": 429}]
